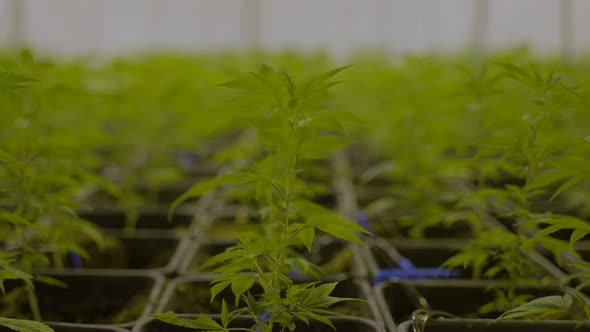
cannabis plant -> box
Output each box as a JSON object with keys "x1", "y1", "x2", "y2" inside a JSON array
[
  {"x1": 445, "y1": 63, "x2": 590, "y2": 319},
  {"x1": 0, "y1": 252, "x2": 54, "y2": 332},
  {"x1": 153, "y1": 65, "x2": 369, "y2": 331},
  {"x1": 0, "y1": 70, "x2": 58, "y2": 332},
  {"x1": 0, "y1": 67, "x2": 104, "y2": 321}
]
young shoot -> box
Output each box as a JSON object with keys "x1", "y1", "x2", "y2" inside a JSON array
[{"x1": 154, "y1": 65, "x2": 370, "y2": 331}]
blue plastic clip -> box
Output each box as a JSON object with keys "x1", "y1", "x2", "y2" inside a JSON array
[
  {"x1": 373, "y1": 257, "x2": 460, "y2": 285},
  {"x1": 67, "y1": 251, "x2": 83, "y2": 269},
  {"x1": 287, "y1": 263, "x2": 305, "y2": 278},
  {"x1": 256, "y1": 308, "x2": 272, "y2": 332}
]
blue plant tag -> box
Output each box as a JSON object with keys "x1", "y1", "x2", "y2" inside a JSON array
[
  {"x1": 256, "y1": 308, "x2": 271, "y2": 332},
  {"x1": 287, "y1": 263, "x2": 305, "y2": 278},
  {"x1": 373, "y1": 256, "x2": 460, "y2": 284},
  {"x1": 67, "y1": 250, "x2": 83, "y2": 269}
]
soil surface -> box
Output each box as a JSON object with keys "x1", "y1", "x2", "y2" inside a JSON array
[
  {"x1": 71, "y1": 235, "x2": 175, "y2": 270},
  {"x1": 0, "y1": 284, "x2": 150, "y2": 324},
  {"x1": 371, "y1": 219, "x2": 475, "y2": 239}
]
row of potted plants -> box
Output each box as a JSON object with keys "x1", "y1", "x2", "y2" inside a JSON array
[{"x1": 2, "y1": 48, "x2": 590, "y2": 332}]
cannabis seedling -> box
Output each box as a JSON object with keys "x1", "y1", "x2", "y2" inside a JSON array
[
  {"x1": 154, "y1": 65, "x2": 370, "y2": 331},
  {"x1": 0, "y1": 69, "x2": 103, "y2": 321},
  {"x1": 0, "y1": 70, "x2": 57, "y2": 332},
  {"x1": 446, "y1": 63, "x2": 590, "y2": 319}
]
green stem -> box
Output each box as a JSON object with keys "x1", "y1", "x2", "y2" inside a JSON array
[
  {"x1": 25, "y1": 283, "x2": 42, "y2": 321},
  {"x1": 52, "y1": 251, "x2": 64, "y2": 270},
  {"x1": 253, "y1": 259, "x2": 272, "y2": 291}
]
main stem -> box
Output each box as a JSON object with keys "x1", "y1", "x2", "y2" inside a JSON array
[
  {"x1": 271, "y1": 108, "x2": 300, "y2": 294},
  {"x1": 272, "y1": 151, "x2": 298, "y2": 291}
]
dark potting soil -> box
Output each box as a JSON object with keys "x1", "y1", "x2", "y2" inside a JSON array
[
  {"x1": 78, "y1": 209, "x2": 193, "y2": 232},
  {"x1": 166, "y1": 281, "x2": 236, "y2": 314},
  {"x1": 203, "y1": 212, "x2": 261, "y2": 239},
  {"x1": 71, "y1": 235, "x2": 176, "y2": 270},
  {"x1": 0, "y1": 285, "x2": 150, "y2": 325},
  {"x1": 370, "y1": 218, "x2": 475, "y2": 240},
  {"x1": 381, "y1": 281, "x2": 567, "y2": 324},
  {"x1": 371, "y1": 241, "x2": 556, "y2": 282}
]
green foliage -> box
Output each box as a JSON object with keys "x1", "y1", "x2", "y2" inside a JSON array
[
  {"x1": 0, "y1": 253, "x2": 33, "y2": 294},
  {"x1": 496, "y1": 294, "x2": 576, "y2": 320},
  {"x1": 3, "y1": 48, "x2": 590, "y2": 326},
  {"x1": 151, "y1": 312, "x2": 226, "y2": 331},
  {"x1": 156, "y1": 64, "x2": 366, "y2": 331},
  {"x1": 0, "y1": 318, "x2": 54, "y2": 332},
  {"x1": 442, "y1": 228, "x2": 541, "y2": 282},
  {"x1": 0, "y1": 57, "x2": 108, "y2": 322},
  {"x1": 0, "y1": 71, "x2": 38, "y2": 91}
]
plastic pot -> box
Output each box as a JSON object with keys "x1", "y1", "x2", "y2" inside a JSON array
[
  {"x1": 362, "y1": 238, "x2": 565, "y2": 283},
  {"x1": 133, "y1": 314, "x2": 384, "y2": 332},
  {"x1": 197, "y1": 208, "x2": 261, "y2": 240},
  {"x1": 375, "y1": 279, "x2": 567, "y2": 331},
  {"x1": 396, "y1": 318, "x2": 590, "y2": 332},
  {"x1": 493, "y1": 217, "x2": 585, "y2": 282},
  {"x1": 144, "y1": 181, "x2": 200, "y2": 204},
  {"x1": 361, "y1": 211, "x2": 509, "y2": 241},
  {"x1": 0, "y1": 271, "x2": 164, "y2": 328},
  {"x1": 37, "y1": 233, "x2": 188, "y2": 276},
  {"x1": 368, "y1": 218, "x2": 478, "y2": 240},
  {"x1": 154, "y1": 275, "x2": 384, "y2": 327},
  {"x1": 40, "y1": 323, "x2": 130, "y2": 332},
  {"x1": 177, "y1": 237, "x2": 367, "y2": 279},
  {"x1": 78, "y1": 206, "x2": 195, "y2": 235}
]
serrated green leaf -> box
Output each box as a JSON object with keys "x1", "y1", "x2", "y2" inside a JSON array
[
  {"x1": 550, "y1": 175, "x2": 584, "y2": 201},
  {"x1": 221, "y1": 300, "x2": 229, "y2": 328},
  {"x1": 299, "y1": 226, "x2": 315, "y2": 253},
  {"x1": 0, "y1": 318, "x2": 54, "y2": 332},
  {"x1": 497, "y1": 294, "x2": 573, "y2": 320},
  {"x1": 0, "y1": 259, "x2": 32, "y2": 288},
  {"x1": 34, "y1": 276, "x2": 67, "y2": 288},
  {"x1": 305, "y1": 218, "x2": 366, "y2": 247},
  {"x1": 168, "y1": 173, "x2": 266, "y2": 221},
  {"x1": 300, "y1": 282, "x2": 337, "y2": 307},
  {"x1": 296, "y1": 200, "x2": 371, "y2": 234},
  {"x1": 571, "y1": 229, "x2": 588, "y2": 246},
  {"x1": 0, "y1": 149, "x2": 19, "y2": 164},
  {"x1": 210, "y1": 280, "x2": 231, "y2": 302},
  {"x1": 151, "y1": 312, "x2": 223, "y2": 331},
  {"x1": 496, "y1": 63, "x2": 531, "y2": 82},
  {"x1": 536, "y1": 237, "x2": 579, "y2": 265},
  {"x1": 0, "y1": 71, "x2": 38, "y2": 90},
  {"x1": 231, "y1": 277, "x2": 255, "y2": 307},
  {"x1": 526, "y1": 168, "x2": 576, "y2": 192},
  {"x1": 202, "y1": 248, "x2": 245, "y2": 269},
  {"x1": 296, "y1": 200, "x2": 370, "y2": 246},
  {"x1": 304, "y1": 66, "x2": 350, "y2": 96},
  {"x1": 0, "y1": 213, "x2": 31, "y2": 226},
  {"x1": 296, "y1": 311, "x2": 335, "y2": 329},
  {"x1": 442, "y1": 248, "x2": 491, "y2": 270}
]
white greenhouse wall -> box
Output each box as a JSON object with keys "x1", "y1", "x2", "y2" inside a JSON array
[{"x1": 0, "y1": 0, "x2": 588, "y2": 57}]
